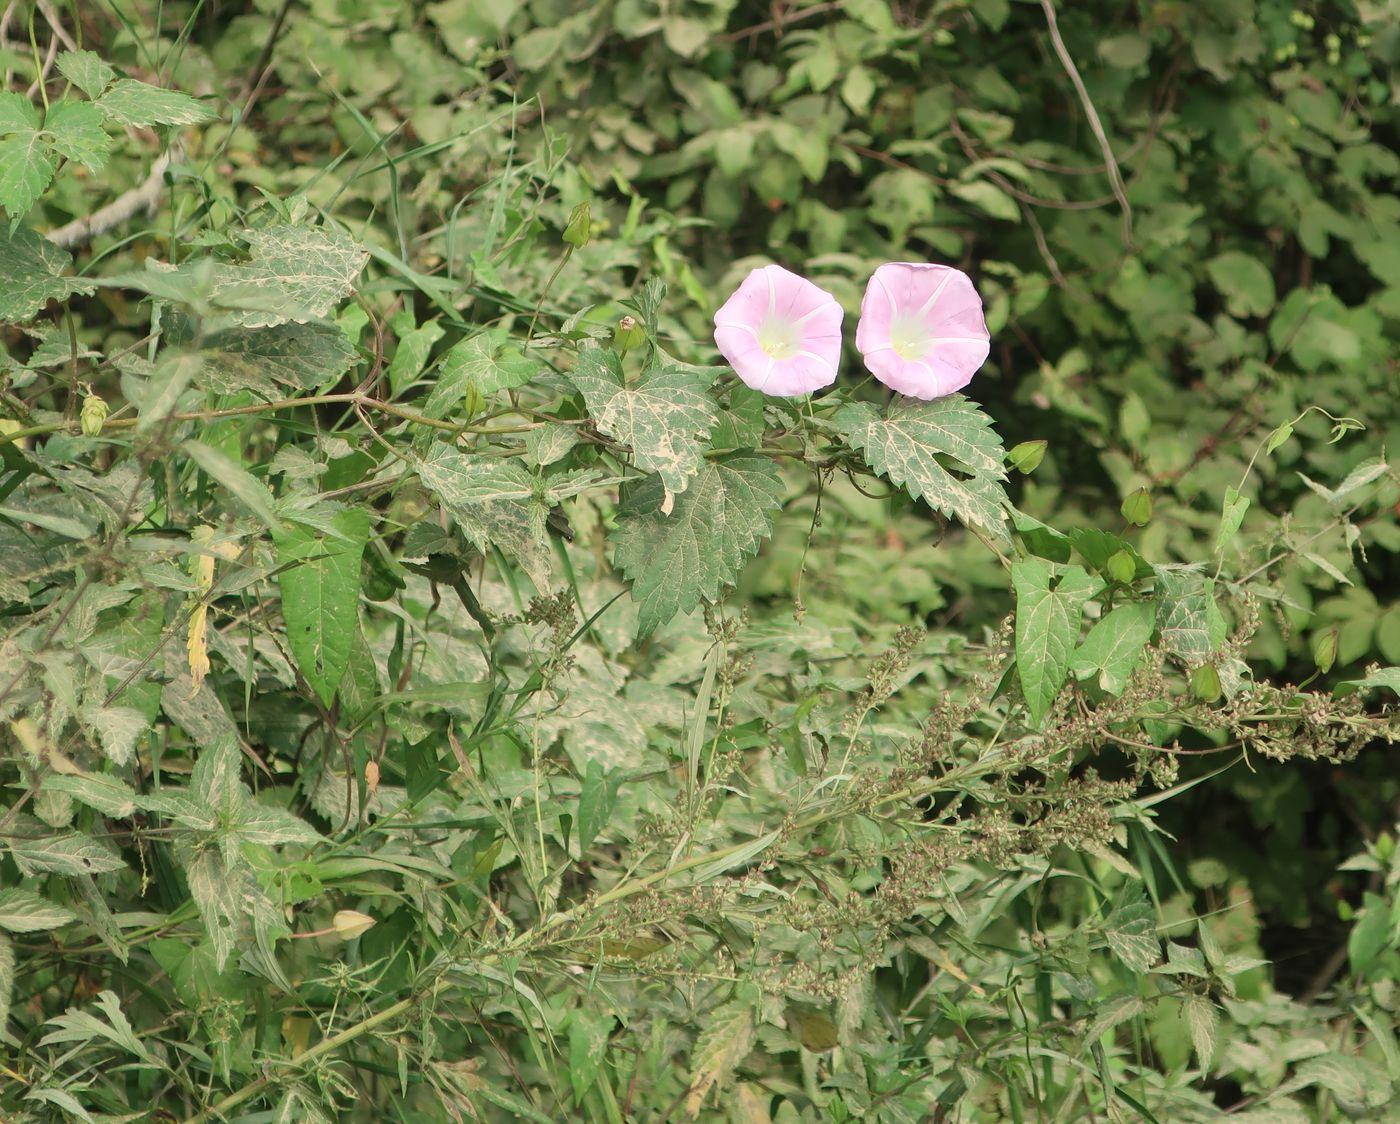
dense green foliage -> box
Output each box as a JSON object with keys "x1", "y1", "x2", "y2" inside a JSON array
[{"x1": 2, "y1": 0, "x2": 1399, "y2": 1120}]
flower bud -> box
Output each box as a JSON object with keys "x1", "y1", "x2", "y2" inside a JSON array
[
  {"x1": 1121, "y1": 487, "x2": 1152, "y2": 527},
  {"x1": 1311, "y1": 627, "x2": 1338, "y2": 674},
  {"x1": 80, "y1": 394, "x2": 109, "y2": 438},
  {"x1": 1106, "y1": 549, "x2": 1137, "y2": 585},
  {"x1": 612, "y1": 315, "x2": 645, "y2": 353},
  {"x1": 562, "y1": 201, "x2": 591, "y2": 248},
  {"x1": 332, "y1": 910, "x2": 376, "y2": 940},
  {"x1": 1007, "y1": 440, "x2": 1046, "y2": 474}
]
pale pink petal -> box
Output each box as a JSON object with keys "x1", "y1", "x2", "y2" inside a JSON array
[
  {"x1": 714, "y1": 264, "x2": 844, "y2": 397},
  {"x1": 855, "y1": 262, "x2": 990, "y2": 400},
  {"x1": 713, "y1": 323, "x2": 773, "y2": 390}
]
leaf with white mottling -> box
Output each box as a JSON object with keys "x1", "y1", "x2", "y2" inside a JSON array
[
  {"x1": 570, "y1": 347, "x2": 717, "y2": 511},
  {"x1": 43, "y1": 100, "x2": 111, "y2": 172},
  {"x1": 685, "y1": 1000, "x2": 757, "y2": 1117},
  {"x1": 415, "y1": 443, "x2": 551, "y2": 586},
  {"x1": 200, "y1": 321, "x2": 359, "y2": 394},
  {"x1": 188, "y1": 224, "x2": 369, "y2": 328},
  {"x1": 56, "y1": 50, "x2": 115, "y2": 99},
  {"x1": 97, "y1": 79, "x2": 217, "y2": 126},
  {"x1": 0, "y1": 888, "x2": 78, "y2": 933},
  {"x1": 7, "y1": 827, "x2": 126, "y2": 877},
  {"x1": 44, "y1": 773, "x2": 138, "y2": 818},
  {"x1": 836, "y1": 396, "x2": 1009, "y2": 537},
  {"x1": 613, "y1": 453, "x2": 783, "y2": 635},
  {"x1": 0, "y1": 218, "x2": 94, "y2": 323}
]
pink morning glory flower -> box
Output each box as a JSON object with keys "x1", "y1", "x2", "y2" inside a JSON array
[
  {"x1": 855, "y1": 263, "x2": 991, "y2": 400},
  {"x1": 713, "y1": 265, "x2": 843, "y2": 397}
]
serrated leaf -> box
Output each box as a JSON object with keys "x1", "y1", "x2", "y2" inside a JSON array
[
  {"x1": 613, "y1": 453, "x2": 783, "y2": 635},
  {"x1": 1012, "y1": 558, "x2": 1096, "y2": 726},
  {"x1": 1069, "y1": 600, "x2": 1155, "y2": 695},
  {"x1": 0, "y1": 91, "x2": 38, "y2": 134},
  {"x1": 685, "y1": 1000, "x2": 757, "y2": 1117},
  {"x1": 56, "y1": 50, "x2": 115, "y2": 99},
  {"x1": 199, "y1": 321, "x2": 359, "y2": 394},
  {"x1": 217, "y1": 225, "x2": 368, "y2": 328},
  {"x1": 421, "y1": 329, "x2": 539, "y2": 418},
  {"x1": 8, "y1": 828, "x2": 126, "y2": 877},
  {"x1": 233, "y1": 804, "x2": 322, "y2": 847},
  {"x1": 835, "y1": 396, "x2": 1009, "y2": 537},
  {"x1": 43, "y1": 100, "x2": 111, "y2": 172},
  {"x1": 1103, "y1": 900, "x2": 1160, "y2": 972},
  {"x1": 97, "y1": 79, "x2": 217, "y2": 126},
  {"x1": 570, "y1": 347, "x2": 717, "y2": 511},
  {"x1": 1155, "y1": 568, "x2": 1224, "y2": 662},
  {"x1": 0, "y1": 129, "x2": 54, "y2": 228},
  {"x1": 40, "y1": 990, "x2": 150, "y2": 1060},
  {"x1": 1181, "y1": 994, "x2": 1218, "y2": 1070},
  {"x1": 44, "y1": 773, "x2": 138, "y2": 818},
  {"x1": 415, "y1": 443, "x2": 551, "y2": 586},
  {"x1": 274, "y1": 507, "x2": 369, "y2": 706},
  {"x1": 0, "y1": 888, "x2": 78, "y2": 933}
]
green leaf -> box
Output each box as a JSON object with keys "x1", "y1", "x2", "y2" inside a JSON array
[
  {"x1": 613, "y1": 453, "x2": 783, "y2": 635},
  {"x1": 386, "y1": 317, "x2": 445, "y2": 398},
  {"x1": 44, "y1": 774, "x2": 138, "y2": 818},
  {"x1": 97, "y1": 78, "x2": 217, "y2": 126},
  {"x1": 569, "y1": 347, "x2": 717, "y2": 511},
  {"x1": 950, "y1": 179, "x2": 1021, "y2": 222},
  {"x1": 836, "y1": 396, "x2": 1009, "y2": 537},
  {"x1": 685, "y1": 999, "x2": 757, "y2": 1116},
  {"x1": 8, "y1": 827, "x2": 126, "y2": 877},
  {"x1": 1012, "y1": 558, "x2": 1096, "y2": 727},
  {"x1": 183, "y1": 439, "x2": 284, "y2": 532},
  {"x1": 1155, "y1": 568, "x2": 1225, "y2": 662},
  {"x1": 274, "y1": 507, "x2": 370, "y2": 707},
  {"x1": 415, "y1": 443, "x2": 551, "y2": 586},
  {"x1": 217, "y1": 225, "x2": 368, "y2": 328},
  {"x1": 1216, "y1": 485, "x2": 1250, "y2": 552},
  {"x1": 56, "y1": 50, "x2": 116, "y2": 99},
  {"x1": 1206, "y1": 250, "x2": 1277, "y2": 318},
  {"x1": 1347, "y1": 893, "x2": 1393, "y2": 976},
  {"x1": 1335, "y1": 667, "x2": 1400, "y2": 697},
  {"x1": 0, "y1": 888, "x2": 78, "y2": 933},
  {"x1": 1098, "y1": 32, "x2": 1151, "y2": 68},
  {"x1": 1103, "y1": 899, "x2": 1160, "y2": 972},
  {"x1": 199, "y1": 321, "x2": 359, "y2": 395},
  {"x1": 42, "y1": 100, "x2": 111, "y2": 172},
  {"x1": 421, "y1": 329, "x2": 539, "y2": 418},
  {"x1": 1181, "y1": 994, "x2": 1218, "y2": 1070},
  {"x1": 40, "y1": 990, "x2": 151, "y2": 1060},
  {"x1": 568, "y1": 1010, "x2": 613, "y2": 1105},
  {"x1": 0, "y1": 101, "x2": 54, "y2": 226},
  {"x1": 1069, "y1": 601, "x2": 1155, "y2": 695},
  {"x1": 577, "y1": 760, "x2": 620, "y2": 852}
]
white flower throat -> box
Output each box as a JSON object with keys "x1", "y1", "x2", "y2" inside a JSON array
[
  {"x1": 757, "y1": 317, "x2": 801, "y2": 359},
  {"x1": 888, "y1": 314, "x2": 932, "y2": 360}
]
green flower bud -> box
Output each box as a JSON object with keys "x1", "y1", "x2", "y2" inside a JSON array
[
  {"x1": 80, "y1": 394, "x2": 109, "y2": 438},
  {"x1": 562, "y1": 201, "x2": 591, "y2": 249},
  {"x1": 612, "y1": 315, "x2": 646, "y2": 353},
  {"x1": 1191, "y1": 664, "x2": 1222, "y2": 702},
  {"x1": 1007, "y1": 440, "x2": 1047, "y2": 474},
  {"x1": 1106, "y1": 549, "x2": 1138, "y2": 585},
  {"x1": 1121, "y1": 487, "x2": 1152, "y2": 527},
  {"x1": 1311, "y1": 627, "x2": 1338, "y2": 674}
]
